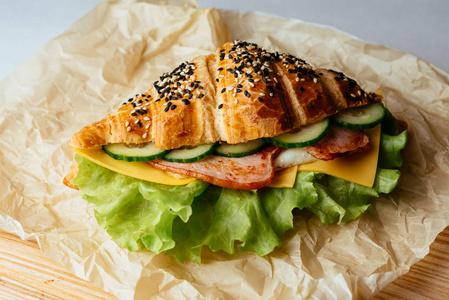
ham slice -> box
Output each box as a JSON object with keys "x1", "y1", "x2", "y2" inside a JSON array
[
  {"x1": 149, "y1": 146, "x2": 281, "y2": 190},
  {"x1": 307, "y1": 126, "x2": 370, "y2": 161}
]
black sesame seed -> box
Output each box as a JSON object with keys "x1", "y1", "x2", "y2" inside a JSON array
[
  {"x1": 309, "y1": 103, "x2": 314, "y2": 108},
  {"x1": 257, "y1": 97, "x2": 264, "y2": 102},
  {"x1": 164, "y1": 106, "x2": 170, "y2": 112},
  {"x1": 137, "y1": 121, "x2": 142, "y2": 127},
  {"x1": 218, "y1": 104, "x2": 223, "y2": 109},
  {"x1": 128, "y1": 98, "x2": 133, "y2": 102},
  {"x1": 244, "y1": 91, "x2": 251, "y2": 98},
  {"x1": 236, "y1": 89, "x2": 242, "y2": 93},
  {"x1": 182, "y1": 99, "x2": 190, "y2": 105},
  {"x1": 221, "y1": 88, "x2": 226, "y2": 93},
  {"x1": 171, "y1": 104, "x2": 177, "y2": 110},
  {"x1": 131, "y1": 113, "x2": 137, "y2": 116},
  {"x1": 237, "y1": 84, "x2": 243, "y2": 88},
  {"x1": 262, "y1": 77, "x2": 268, "y2": 83},
  {"x1": 300, "y1": 87, "x2": 305, "y2": 92},
  {"x1": 218, "y1": 67, "x2": 223, "y2": 71},
  {"x1": 198, "y1": 94, "x2": 205, "y2": 98},
  {"x1": 228, "y1": 54, "x2": 233, "y2": 59},
  {"x1": 122, "y1": 102, "x2": 126, "y2": 106},
  {"x1": 188, "y1": 94, "x2": 193, "y2": 99}
]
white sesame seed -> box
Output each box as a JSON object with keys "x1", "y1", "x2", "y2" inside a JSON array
[
  {"x1": 127, "y1": 126, "x2": 131, "y2": 132},
  {"x1": 270, "y1": 93, "x2": 274, "y2": 97},
  {"x1": 313, "y1": 78, "x2": 318, "y2": 83},
  {"x1": 134, "y1": 120, "x2": 140, "y2": 124},
  {"x1": 146, "y1": 124, "x2": 150, "y2": 129},
  {"x1": 300, "y1": 78, "x2": 305, "y2": 82},
  {"x1": 220, "y1": 74, "x2": 225, "y2": 78},
  {"x1": 234, "y1": 99, "x2": 238, "y2": 104},
  {"x1": 260, "y1": 93, "x2": 266, "y2": 96},
  {"x1": 249, "y1": 82, "x2": 255, "y2": 87},
  {"x1": 125, "y1": 121, "x2": 129, "y2": 127},
  {"x1": 274, "y1": 77, "x2": 278, "y2": 83},
  {"x1": 357, "y1": 90, "x2": 362, "y2": 96},
  {"x1": 144, "y1": 117, "x2": 150, "y2": 121},
  {"x1": 296, "y1": 78, "x2": 299, "y2": 82},
  {"x1": 142, "y1": 133, "x2": 148, "y2": 139},
  {"x1": 227, "y1": 86, "x2": 234, "y2": 91},
  {"x1": 254, "y1": 79, "x2": 260, "y2": 82},
  {"x1": 197, "y1": 90, "x2": 201, "y2": 94},
  {"x1": 350, "y1": 93, "x2": 356, "y2": 98}
]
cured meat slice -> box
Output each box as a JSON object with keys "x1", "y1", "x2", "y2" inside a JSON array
[
  {"x1": 149, "y1": 146, "x2": 281, "y2": 190},
  {"x1": 307, "y1": 126, "x2": 370, "y2": 161}
]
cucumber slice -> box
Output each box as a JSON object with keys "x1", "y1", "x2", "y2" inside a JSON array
[
  {"x1": 215, "y1": 139, "x2": 266, "y2": 158},
  {"x1": 265, "y1": 118, "x2": 330, "y2": 148},
  {"x1": 103, "y1": 143, "x2": 168, "y2": 162},
  {"x1": 333, "y1": 103, "x2": 385, "y2": 129},
  {"x1": 164, "y1": 143, "x2": 216, "y2": 163}
]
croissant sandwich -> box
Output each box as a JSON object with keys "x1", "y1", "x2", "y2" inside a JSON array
[{"x1": 65, "y1": 40, "x2": 407, "y2": 262}]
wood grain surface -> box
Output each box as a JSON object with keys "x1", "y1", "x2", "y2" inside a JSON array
[{"x1": 0, "y1": 228, "x2": 448, "y2": 299}]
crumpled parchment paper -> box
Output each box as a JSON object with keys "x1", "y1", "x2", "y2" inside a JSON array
[{"x1": 1, "y1": 1, "x2": 449, "y2": 299}]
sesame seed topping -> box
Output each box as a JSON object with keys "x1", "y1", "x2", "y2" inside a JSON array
[
  {"x1": 234, "y1": 99, "x2": 238, "y2": 104},
  {"x1": 244, "y1": 90, "x2": 251, "y2": 98},
  {"x1": 313, "y1": 78, "x2": 318, "y2": 83},
  {"x1": 142, "y1": 133, "x2": 148, "y2": 139},
  {"x1": 125, "y1": 121, "x2": 129, "y2": 127},
  {"x1": 218, "y1": 104, "x2": 223, "y2": 109},
  {"x1": 146, "y1": 124, "x2": 150, "y2": 129},
  {"x1": 127, "y1": 126, "x2": 131, "y2": 132},
  {"x1": 257, "y1": 97, "x2": 264, "y2": 102},
  {"x1": 198, "y1": 94, "x2": 204, "y2": 98}
]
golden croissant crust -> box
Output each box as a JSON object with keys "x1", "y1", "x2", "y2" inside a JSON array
[{"x1": 70, "y1": 40, "x2": 379, "y2": 150}]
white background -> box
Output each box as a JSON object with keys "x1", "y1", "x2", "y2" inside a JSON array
[{"x1": 0, "y1": 0, "x2": 448, "y2": 82}]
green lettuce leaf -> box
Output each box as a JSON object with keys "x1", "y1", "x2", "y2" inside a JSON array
[
  {"x1": 74, "y1": 123, "x2": 405, "y2": 262},
  {"x1": 379, "y1": 130, "x2": 407, "y2": 168},
  {"x1": 74, "y1": 154, "x2": 209, "y2": 253}
]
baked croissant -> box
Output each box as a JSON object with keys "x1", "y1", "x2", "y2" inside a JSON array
[{"x1": 70, "y1": 40, "x2": 380, "y2": 150}]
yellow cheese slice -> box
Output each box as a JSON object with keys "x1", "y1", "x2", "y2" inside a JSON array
[
  {"x1": 72, "y1": 147, "x2": 196, "y2": 185},
  {"x1": 73, "y1": 124, "x2": 380, "y2": 188},
  {"x1": 268, "y1": 165, "x2": 298, "y2": 188},
  {"x1": 298, "y1": 125, "x2": 381, "y2": 187}
]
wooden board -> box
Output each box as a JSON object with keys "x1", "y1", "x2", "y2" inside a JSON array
[{"x1": 0, "y1": 228, "x2": 448, "y2": 299}]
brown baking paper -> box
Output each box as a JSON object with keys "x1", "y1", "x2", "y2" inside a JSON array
[{"x1": 1, "y1": 1, "x2": 449, "y2": 299}]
